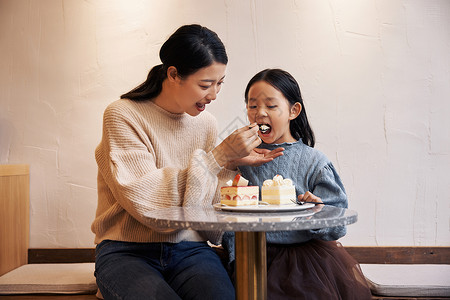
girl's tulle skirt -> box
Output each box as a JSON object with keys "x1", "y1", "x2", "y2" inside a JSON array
[{"x1": 266, "y1": 240, "x2": 372, "y2": 300}]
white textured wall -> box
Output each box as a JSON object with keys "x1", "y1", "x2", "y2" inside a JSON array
[{"x1": 0, "y1": 0, "x2": 449, "y2": 248}]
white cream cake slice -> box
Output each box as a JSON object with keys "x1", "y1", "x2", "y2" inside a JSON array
[{"x1": 261, "y1": 175, "x2": 296, "y2": 205}]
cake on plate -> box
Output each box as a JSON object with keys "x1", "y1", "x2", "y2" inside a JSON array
[
  {"x1": 261, "y1": 174, "x2": 296, "y2": 205},
  {"x1": 220, "y1": 174, "x2": 259, "y2": 206}
]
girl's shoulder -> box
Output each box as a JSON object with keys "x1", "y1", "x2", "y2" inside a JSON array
[
  {"x1": 280, "y1": 141, "x2": 325, "y2": 156},
  {"x1": 258, "y1": 141, "x2": 330, "y2": 169},
  {"x1": 288, "y1": 141, "x2": 331, "y2": 166}
]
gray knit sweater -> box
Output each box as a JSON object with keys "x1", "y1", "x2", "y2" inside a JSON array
[
  {"x1": 91, "y1": 99, "x2": 237, "y2": 245},
  {"x1": 222, "y1": 141, "x2": 348, "y2": 262}
]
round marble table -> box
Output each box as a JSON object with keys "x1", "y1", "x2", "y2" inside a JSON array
[{"x1": 143, "y1": 205, "x2": 358, "y2": 300}]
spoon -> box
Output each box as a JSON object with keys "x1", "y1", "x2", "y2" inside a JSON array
[{"x1": 290, "y1": 199, "x2": 319, "y2": 205}]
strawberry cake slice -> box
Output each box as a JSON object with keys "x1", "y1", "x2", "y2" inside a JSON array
[{"x1": 220, "y1": 174, "x2": 259, "y2": 206}]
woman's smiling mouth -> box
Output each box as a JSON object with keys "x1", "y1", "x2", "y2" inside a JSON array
[{"x1": 196, "y1": 102, "x2": 207, "y2": 111}]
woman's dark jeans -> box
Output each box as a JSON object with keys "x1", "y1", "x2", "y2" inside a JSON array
[{"x1": 95, "y1": 240, "x2": 235, "y2": 300}]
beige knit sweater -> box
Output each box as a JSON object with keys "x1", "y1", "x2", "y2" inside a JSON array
[{"x1": 91, "y1": 99, "x2": 237, "y2": 245}]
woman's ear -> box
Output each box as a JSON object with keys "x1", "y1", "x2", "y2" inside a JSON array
[
  {"x1": 289, "y1": 102, "x2": 302, "y2": 120},
  {"x1": 167, "y1": 66, "x2": 178, "y2": 83}
]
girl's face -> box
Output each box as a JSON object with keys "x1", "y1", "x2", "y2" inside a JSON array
[
  {"x1": 247, "y1": 81, "x2": 301, "y2": 144},
  {"x1": 172, "y1": 62, "x2": 226, "y2": 116}
]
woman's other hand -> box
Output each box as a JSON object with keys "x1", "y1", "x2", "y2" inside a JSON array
[
  {"x1": 213, "y1": 123, "x2": 262, "y2": 167},
  {"x1": 225, "y1": 147, "x2": 284, "y2": 170}
]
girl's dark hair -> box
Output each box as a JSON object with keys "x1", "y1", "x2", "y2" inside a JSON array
[
  {"x1": 121, "y1": 24, "x2": 228, "y2": 101},
  {"x1": 244, "y1": 68, "x2": 315, "y2": 147}
]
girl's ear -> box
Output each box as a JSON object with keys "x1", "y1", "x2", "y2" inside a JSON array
[
  {"x1": 289, "y1": 102, "x2": 302, "y2": 120},
  {"x1": 167, "y1": 66, "x2": 179, "y2": 83}
]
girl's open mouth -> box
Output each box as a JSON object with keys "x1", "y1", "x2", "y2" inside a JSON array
[{"x1": 259, "y1": 124, "x2": 271, "y2": 134}]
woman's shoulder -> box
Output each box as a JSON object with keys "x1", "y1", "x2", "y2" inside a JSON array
[
  {"x1": 103, "y1": 99, "x2": 217, "y2": 132},
  {"x1": 104, "y1": 98, "x2": 140, "y2": 116}
]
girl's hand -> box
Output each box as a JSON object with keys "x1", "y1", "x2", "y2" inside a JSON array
[
  {"x1": 225, "y1": 147, "x2": 284, "y2": 170},
  {"x1": 212, "y1": 123, "x2": 262, "y2": 167},
  {"x1": 298, "y1": 191, "x2": 323, "y2": 207}
]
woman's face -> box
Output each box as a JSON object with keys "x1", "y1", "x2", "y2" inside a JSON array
[
  {"x1": 173, "y1": 62, "x2": 226, "y2": 116},
  {"x1": 246, "y1": 81, "x2": 299, "y2": 144}
]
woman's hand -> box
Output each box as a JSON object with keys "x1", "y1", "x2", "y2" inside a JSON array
[
  {"x1": 225, "y1": 147, "x2": 284, "y2": 170},
  {"x1": 212, "y1": 123, "x2": 262, "y2": 167}
]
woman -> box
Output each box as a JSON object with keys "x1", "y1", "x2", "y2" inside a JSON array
[{"x1": 92, "y1": 24, "x2": 283, "y2": 300}]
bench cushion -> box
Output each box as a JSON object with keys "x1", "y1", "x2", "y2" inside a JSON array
[
  {"x1": 360, "y1": 264, "x2": 450, "y2": 297},
  {"x1": 0, "y1": 263, "x2": 97, "y2": 295}
]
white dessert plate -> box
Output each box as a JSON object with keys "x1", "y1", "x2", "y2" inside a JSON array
[{"x1": 213, "y1": 202, "x2": 315, "y2": 212}]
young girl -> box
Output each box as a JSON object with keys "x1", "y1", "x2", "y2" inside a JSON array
[
  {"x1": 222, "y1": 69, "x2": 371, "y2": 300},
  {"x1": 91, "y1": 25, "x2": 282, "y2": 300}
]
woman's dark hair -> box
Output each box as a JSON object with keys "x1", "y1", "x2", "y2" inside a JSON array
[
  {"x1": 121, "y1": 24, "x2": 228, "y2": 101},
  {"x1": 244, "y1": 69, "x2": 315, "y2": 147}
]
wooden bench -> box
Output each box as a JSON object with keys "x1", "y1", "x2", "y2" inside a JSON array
[
  {"x1": 23, "y1": 246, "x2": 450, "y2": 299},
  {"x1": 347, "y1": 247, "x2": 450, "y2": 299},
  {"x1": 0, "y1": 165, "x2": 29, "y2": 277},
  {"x1": 0, "y1": 166, "x2": 97, "y2": 297}
]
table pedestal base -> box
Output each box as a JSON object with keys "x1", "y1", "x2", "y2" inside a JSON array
[{"x1": 235, "y1": 231, "x2": 267, "y2": 300}]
